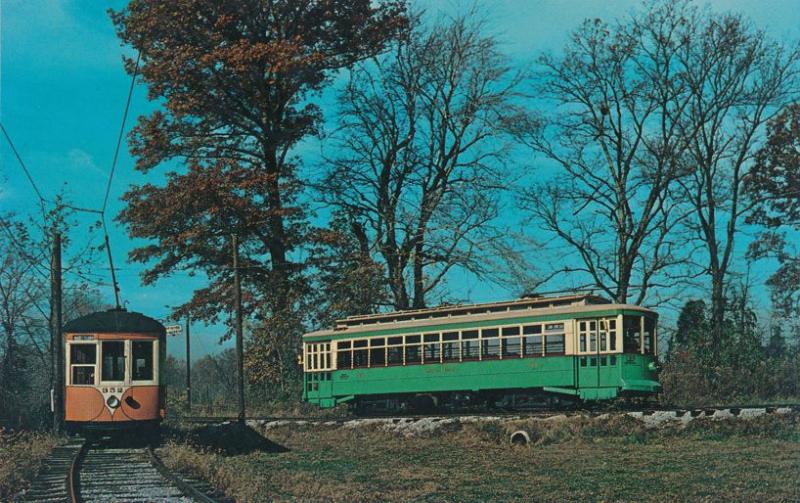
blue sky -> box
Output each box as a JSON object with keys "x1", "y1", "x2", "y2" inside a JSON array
[{"x1": 2, "y1": 0, "x2": 799, "y2": 361}]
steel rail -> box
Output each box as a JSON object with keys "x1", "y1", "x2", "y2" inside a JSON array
[
  {"x1": 147, "y1": 446, "x2": 218, "y2": 503},
  {"x1": 62, "y1": 440, "x2": 222, "y2": 503},
  {"x1": 67, "y1": 440, "x2": 89, "y2": 503}
]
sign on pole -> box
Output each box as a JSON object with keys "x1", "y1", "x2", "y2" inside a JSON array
[{"x1": 165, "y1": 324, "x2": 182, "y2": 336}]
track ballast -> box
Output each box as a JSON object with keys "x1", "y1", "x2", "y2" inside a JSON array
[{"x1": 19, "y1": 437, "x2": 229, "y2": 503}]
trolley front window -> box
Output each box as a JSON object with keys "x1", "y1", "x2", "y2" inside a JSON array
[
  {"x1": 71, "y1": 344, "x2": 95, "y2": 364},
  {"x1": 70, "y1": 344, "x2": 96, "y2": 385},
  {"x1": 101, "y1": 341, "x2": 125, "y2": 382},
  {"x1": 623, "y1": 317, "x2": 641, "y2": 353},
  {"x1": 644, "y1": 317, "x2": 656, "y2": 354},
  {"x1": 132, "y1": 341, "x2": 154, "y2": 381}
]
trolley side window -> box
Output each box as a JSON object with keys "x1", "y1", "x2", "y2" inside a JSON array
[
  {"x1": 461, "y1": 330, "x2": 479, "y2": 360},
  {"x1": 442, "y1": 332, "x2": 459, "y2": 362},
  {"x1": 352, "y1": 340, "x2": 369, "y2": 368},
  {"x1": 337, "y1": 341, "x2": 353, "y2": 369},
  {"x1": 70, "y1": 344, "x2": 96, "y2": 385},
  {"x1": 101, "y1": 341, "x2": 125, "y2": 382},
  {"x1": 481, "y1": 328, "x2": 500, "y2": 359},
  {"x1": 132, "y1": 341, "x2": 154, "y2": 381},
  {"x1": 522, "y1": 324, "x2": 543, "y2": 356},
  {"x1": 544, "y1": 323, "x2": 565, "y2": 354}
]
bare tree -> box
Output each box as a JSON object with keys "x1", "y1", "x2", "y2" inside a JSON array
[
  {"x1": 309, "y1": 215, "x2": 389, "y2": 325},
  {"x1": 0, "y1": 218, "x2": 48, "y2": 413},
  {"x1": 0, "y1": 210, "x2": 103, "y2": 426},
  {"x1": 520, "y1": 2, "x2": 701, "y2": 305},
  {"x1": 674, "y1": 11, "x2": 800, "y2": 354},
  {"x1": 746, "y1": 104, "x2": 800, "y2": 318},
  {"x1": 325, "y1": 12, "x2": 525, "y2": 310}
]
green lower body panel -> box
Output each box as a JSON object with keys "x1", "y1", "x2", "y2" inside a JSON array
[
  {"x1": 578, "y1": 387, "x2": 619, "y2": 400},
  {"x1": 304, "y1": 354, "x2": 659, "y2": 407},
  {"x1": 318, "y1": 397, "x2": 339, "y2": 408},
  {"x1": 621, "y1": 378, "x2": 661, "y2": 393},
  {"x1": 542, "y1": 386, "x2": 580, "y2": 396}
]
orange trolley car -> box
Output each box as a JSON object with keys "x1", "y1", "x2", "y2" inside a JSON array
[{"x1": 63, "y1": 309, "x2": 166, "y2": 434}]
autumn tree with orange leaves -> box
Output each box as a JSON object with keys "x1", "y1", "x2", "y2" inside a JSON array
[{"x1": 112, "y1": 0, "x2": 407, "y2": 385}]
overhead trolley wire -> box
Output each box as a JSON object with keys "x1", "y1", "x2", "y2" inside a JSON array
[
  {"x1": 0, "y1": 123, "x2": 52, "y2": 279},
  {"x1": 0, "y1": 122, "x2": 47, "y2": 215},
  {"x1": 102, "y1": 51, "x2": 141, "y2": 216},
  {"x1": 0, "y1": 50, "x2": 143, "y2": 306},
  {"x1": 100, "y1": 51, "x2": 141, "y2": 309}
]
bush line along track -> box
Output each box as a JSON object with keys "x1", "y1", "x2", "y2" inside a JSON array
[
  {"x1": 20, "y1": 438, "x2": 226, "y2": 503},
  {"x1": 180, "y1": 403, "x2": 800, "y2": 425}
]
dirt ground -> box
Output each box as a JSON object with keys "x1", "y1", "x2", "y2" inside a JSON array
[{"x1": 160, "y1": 413, "x2": 800, "y2": 502}]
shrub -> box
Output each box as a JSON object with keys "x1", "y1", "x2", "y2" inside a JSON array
[{"x1": 0, "y1": 428, "x2": 60, "y2": 500}]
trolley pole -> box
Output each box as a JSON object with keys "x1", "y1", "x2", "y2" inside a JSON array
[
  {"x1": 50, "y1": 233, "x2": 63, "y2": 434},
  {"x1": 232, "y1": 234, "x2": 246, "y2": 423},
  {"x1": 185, "y1": 314, "x2": 191, "y2": 412}
]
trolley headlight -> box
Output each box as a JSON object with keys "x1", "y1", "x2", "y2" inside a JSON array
[{"x1": 107, "y1": 395, "x2": 121, "y2": 409}]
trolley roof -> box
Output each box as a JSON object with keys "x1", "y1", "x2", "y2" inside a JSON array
[
  {"x1": 63, "y1": 308, "x2": 165, "y2": 335},
  {"x1": 304, "y1": 293, "x2": 655, "y2": 339}
]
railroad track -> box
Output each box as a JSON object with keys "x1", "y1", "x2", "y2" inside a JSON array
[{"x1": 19, "y1": 438, "x2": 230, "y2": 503}]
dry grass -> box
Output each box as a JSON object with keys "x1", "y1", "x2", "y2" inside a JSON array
[
  {"x1": 161, "y1": 414, "x2": 800, "y2": 502},
  {"x1": 0, "y1": 428, "x2": 61, "y2": 500}
]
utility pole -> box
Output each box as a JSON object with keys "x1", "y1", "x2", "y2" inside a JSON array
[
  {"x1": 185, "y1": 314, "x2": 191, "y2": 412},
  {"x1": 232, "y1": 234, "x2": 245, "y2": 423},
  {"x1": 50, "y1": 233, "x2": 63, "y2": 434}
]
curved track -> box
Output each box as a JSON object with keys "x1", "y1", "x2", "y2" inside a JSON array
[
  {"x1": 18, "y1": 438, "x2": 84, "y2": 503},
  {"x1": 20, "y1": 438, "x2": 229, "y2": 503}
]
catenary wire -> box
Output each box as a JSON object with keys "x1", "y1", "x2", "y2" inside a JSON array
[
  {"x1": 102, "y1": 52, "x2": 141, "y2": 215},
  {"x1": 0, "y1": 122, "x2": 47, "y2": 214}
]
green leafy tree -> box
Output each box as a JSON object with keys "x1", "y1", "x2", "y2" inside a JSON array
[
  {"x1": 674, "y1": 300, "x2": 708, "y2": 352},
  {"x1": 766, "y1": 325, "x2": 787, "y2": 359}
]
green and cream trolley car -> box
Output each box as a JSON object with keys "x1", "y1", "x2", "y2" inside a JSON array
[{"x1": 302, "y1": 294, "x2": 659, "y2": 412}]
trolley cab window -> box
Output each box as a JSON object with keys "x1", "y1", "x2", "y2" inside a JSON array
[
  {"x1": 70, "y1": 344, "x2": 96, "y2": 385},
  {"x1": 101, "y1": 341, "x2": 125, "y2": 382},
  {"x1": 132, "y1": 341, "x2": 154, "y2": 381},
  {"x1": 623, "y1": 315, "x2": 656, "y2": 354}
]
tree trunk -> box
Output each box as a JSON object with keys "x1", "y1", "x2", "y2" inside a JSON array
[
  {"x1": 710, "y1": 272, "x2": 725, "y2": 358},
  {"x1": 391, "y1": 265, "x2": 410, "y2": 310},
  {"x1": 383, "y1": 247, "x2": 409, "y2": 310},
  {"x1": 615, "y1": 252, "x2": 632, "y2": 304},
  {"x1": 265, "y1": 151, "x2": 290, "y2": 309},
  {"x1": 412, "y1": 236, "x2": 426, "y2": 309}
]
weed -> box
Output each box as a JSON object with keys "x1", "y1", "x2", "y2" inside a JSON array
[
  {"x1": 0, "y1": 428, "x2": 61, "y2": 500},
  {"x1": 162, "y1": 413, "x2": 800, "y2": 502},
  {"x1": 474, "y1": 421, "x2": 505, "y2": 443},
  {"x1": 622, "y1": 432, "x2": 648, "y2": 444}
]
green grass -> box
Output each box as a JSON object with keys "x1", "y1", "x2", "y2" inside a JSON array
[
  {"x1": 161, "y1": 414, "x2": 800, "y2": 502},
  {"x1": 0, "y1": 428, "x2": 61, "y2": 500}
]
